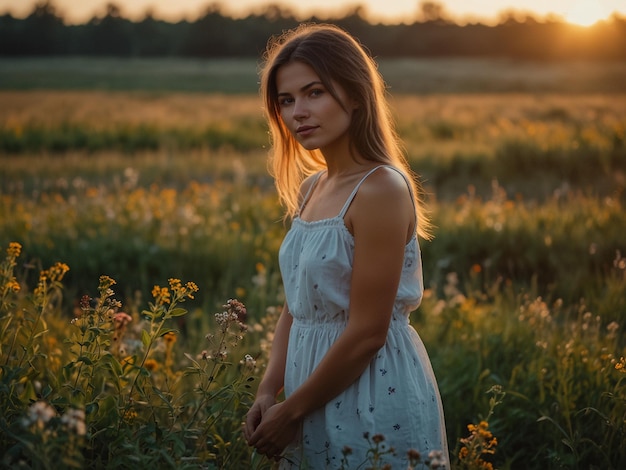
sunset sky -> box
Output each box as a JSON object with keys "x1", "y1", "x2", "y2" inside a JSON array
[{"x1": 0, "y1": 0, "x2": 624, "y2": 26}]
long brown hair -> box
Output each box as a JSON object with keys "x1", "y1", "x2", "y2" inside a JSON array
[{"x1": 260, "y1": 23, "x2": 432, "y2": 239}]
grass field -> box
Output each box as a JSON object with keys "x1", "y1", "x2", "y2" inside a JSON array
[
  {"x1": 2, "y1": 57, "x2": 626, "y2": 93},
  {"x1": 0, "y1": 58, "x2": 625, "y2": 469}
]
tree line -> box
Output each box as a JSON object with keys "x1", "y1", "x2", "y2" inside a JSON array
[{"x1": 1, "y1": 1, "x2": 625, "y2": 60}]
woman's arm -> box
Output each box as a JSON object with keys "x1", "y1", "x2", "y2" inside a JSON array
[
  {"x1": 245, "y1": 173, "x2": 319, "y2": 448},
  {"x1": 248, "y1": 167, "x2": 415, "y2": 454},
  {"x1": 244, "y1": 302, "x2": 292, "y2": 441}
]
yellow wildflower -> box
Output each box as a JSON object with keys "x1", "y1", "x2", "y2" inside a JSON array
[
  {"x1": 123, "y1": 409, "x2": 138, "y2": 423},
  {"x1": 163, "y1": 331, "x2": 177, "y2": 345},
  {"x1": 7, "y1": 242, "x2": 21, "y2": 258},
  {"x1": 6, "y1": 279, "x2": 20, "y2": 293},
  {"x1": 152, "y1": 285, "x2": 171, "y2": 304},
  {"x1": 48, "y1": 262, "x2": 70, "y2": 281},
  {"x1": 144, "y1": 359, "x2": 159, "y2": 372},
  {"x1": 98, "y1": 275, "x2": 116, "y2": 290}
]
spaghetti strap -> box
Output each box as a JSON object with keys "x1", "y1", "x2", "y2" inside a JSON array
[
  {"x1": 338, "y1": 165, "x2": 414, "y2": 218},
  {"x1": 298, "y1": 171, "x2": 324, "y2": 215}
]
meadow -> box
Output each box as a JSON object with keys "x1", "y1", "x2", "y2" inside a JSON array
[{"x1": 0, "y1": 58, "x2": 625, "y2": 469}]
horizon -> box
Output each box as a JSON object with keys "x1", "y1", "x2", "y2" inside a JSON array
[{"x1": 0, "y1": 0, "x2": 625, "y2": 26}]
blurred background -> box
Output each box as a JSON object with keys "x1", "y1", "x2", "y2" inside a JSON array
[{"x1": 0, "y1": 0, "x2": 625, "y2": 92}]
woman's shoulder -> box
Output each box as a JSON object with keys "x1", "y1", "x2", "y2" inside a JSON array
[
  {"x1": 352, "y1": 165, "x2": 414, "y2": 218},
  {"x1": 359, "y1": 165, "x2": 412, "y2": 200},
  {"x1": 297, "y1": 171, "x2": 325, "y2": 206},
  {"x1": 346, "y1": 165, "x2": 416, "y2": 233}
]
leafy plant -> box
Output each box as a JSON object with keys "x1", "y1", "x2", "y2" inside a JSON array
[{"x1": 0, "y1": 242, "x2": 270, "y2": 469}]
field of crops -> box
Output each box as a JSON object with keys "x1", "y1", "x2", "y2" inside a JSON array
[{"x1": 1, "y1": 59, "x2": 625, "y2": 469}]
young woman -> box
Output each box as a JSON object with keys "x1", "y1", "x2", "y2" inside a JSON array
[{"x1": 244, "y1": 24, "x2": 448, "y2": 469}]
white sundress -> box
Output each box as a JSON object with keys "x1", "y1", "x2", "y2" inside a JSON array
[{"x1": 278, "y1": 165, "x2": 449, "y2": 469}]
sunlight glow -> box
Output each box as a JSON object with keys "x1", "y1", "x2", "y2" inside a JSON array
[{"x1": 564, "y1": 0, "x2": 611, "y2": 26}]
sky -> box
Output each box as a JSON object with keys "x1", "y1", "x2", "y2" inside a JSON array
[{"x1": 0, "y1": 0, "x2": 624, "y2": 26}]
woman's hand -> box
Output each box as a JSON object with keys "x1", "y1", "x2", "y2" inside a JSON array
[
  {"x1": 247, "y1": 401, "x2": 299, "y2": 459},
  {"x1": 244, "y1": 393, "x2": 276, "y2": 443}
]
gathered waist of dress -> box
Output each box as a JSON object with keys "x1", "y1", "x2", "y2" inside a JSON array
[{"x1": 290, "y1": 315, "x2": 411, "y2": 329}]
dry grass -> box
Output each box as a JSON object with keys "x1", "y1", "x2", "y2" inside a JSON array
[{"x1": 0, "y1": 91, "x2": 264, "y2": 129}]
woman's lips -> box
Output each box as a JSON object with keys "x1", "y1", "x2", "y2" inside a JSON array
[{"x1": 296, "y1": 125, "x2": 318, "y2": 137}]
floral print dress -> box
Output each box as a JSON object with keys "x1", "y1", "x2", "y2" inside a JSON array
[{"x1": 278, "y1": 165, "x2": 449, "y2": 469}]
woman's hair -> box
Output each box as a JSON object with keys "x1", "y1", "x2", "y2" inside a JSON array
[{"x1": 260, "y1": 23, "x2": 431, "y2": 239}]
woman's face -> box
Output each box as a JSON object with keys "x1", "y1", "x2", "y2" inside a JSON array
[{"x1": 275, "y1": 61, "x2": 355, "y2": 154}]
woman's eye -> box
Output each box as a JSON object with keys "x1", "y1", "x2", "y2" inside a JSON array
[
  {"x1": 310, "y1": 89, "x2": 323, "y2": 97},
  {"x1": 279, "y1": 97, "x2": 294, "y2": 106}
]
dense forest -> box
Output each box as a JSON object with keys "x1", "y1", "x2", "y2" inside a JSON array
[{"x1": 1, "y1": 1, "x2": 625, "y2": 59}]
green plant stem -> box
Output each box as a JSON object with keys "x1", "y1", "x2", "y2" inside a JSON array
[
  {"x1": 2, "y1": 317, "x2": 20, "y2": 366},
  {"x1": 184, "y1": 330, "x2": 230, "y2": 428},
  {"x1": 118, "y1": 315, "x2": 167, "y2": 431},
  {"x1": 185, "y1": 360, "x2": 221, "y2": 429},
  {"x1": 17, "y1": 290, "x2": 47, "y2": 369}
]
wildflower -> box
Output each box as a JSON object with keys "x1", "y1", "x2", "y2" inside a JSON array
[
  {"x1": 61, "y1": 408, "x2": 86, "y2": 436},
  {"x1": 79, "y1": 294, "x2": 92, "y2": 311},
  {"x1": 428, "y1": 450, "x2": 447, "y2": 469},
  {"x1": 7, "y1": 242, "x2": 22, "y2": 258},
  {"x1": 616, "y1": 357, "x2": 626, "y2": 373},
  {"x1": 406, "y1": 449, "x2": 422, "y2": 462},
  {"x1": 163, "y1": 331, "x2": 177, "y2": 345},
  {"x1": 152, "y1": 285, "x2": 171, "y2": 305},
  {"x1": 342, "y1": 446, "x2": 353, "y2": 456},
  {"x1": 123, "y1": 409, "x2": 138, "y2": 423},
  {"x1": 240, "y1": 354, "x2": 257, "y2": 371},
  {"x1": 34, "y1": 262, "x2": 70, "y2": 301},
  {"x1": 226, "y1": 298, "x2": 247, "y2": 322},
  {"x1": 459, "y1": 420, "x2": 497, "y2": 469},
  {"x1": 215, "y1": 311, "x2": 237, "y2": 326},
  {"x1": 168, "y1": 278, "x2": 199, "y2": 300},
  {"x1": 22, "y1": 401, "x2": 56, "y2": 430},
  {"x1": 98, "y1": 275, "x2": 116, "y2": 291},
  {"x1": 49, "y1": 262, "x2": 70, "y2": 280},
  {"x1": 252, "y1": 263, "x2": 267, "y2": 287},
  {"x1": 5, "y1": 279, "x2": 20, "y2": 293},
  {"x1": 144, "y1": 359, "x2": 159, "y2": 371},
  {"x1": 163, "y1": 331, "x2": 177, "y2": 369},
  {"x1": 114, "y1": 312, "x2": 132, "y2": 328},
  {"x1": 372, "y1": 433, "x2": 385, "y2": 444},
  {"x1": 406, "y1": 449, "x2": 423, "y2": 470},
  {"x1": 607, "y1": 321, "x2": 619, "y2": 339}
]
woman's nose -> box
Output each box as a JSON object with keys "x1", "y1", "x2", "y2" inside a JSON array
[{"x1": 292, "y1": 100, "x2": 309, "y2": 121}]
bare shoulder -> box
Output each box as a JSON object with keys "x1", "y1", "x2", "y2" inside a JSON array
[
  {"x1": 298, "y1": 172, "x2": 323, "y2": 204},
  {"x1": 347, "y1": 166, "x2": 414, "y2": 234},
  {"x1": 358, "y1": 166, "x2": 412, "y2": 200}
]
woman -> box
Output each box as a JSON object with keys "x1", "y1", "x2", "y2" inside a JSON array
[{"x1": 244, "y1": 24, "x2": 448, "y2": 469}]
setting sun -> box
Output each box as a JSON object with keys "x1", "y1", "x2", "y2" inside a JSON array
[{"x1": 565, "y1": 0, "x2": 612, "y2": 26}]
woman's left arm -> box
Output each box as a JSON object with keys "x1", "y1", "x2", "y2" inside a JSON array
[{"x1": 248, "y1": 168, "x2": 415, "y2": 454}]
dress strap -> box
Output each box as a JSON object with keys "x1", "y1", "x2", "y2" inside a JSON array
[
  {"x1": 338, "y1": 165, "x2": 416, "y2": 219},
  {"x1": 298, "y1": 171, "x2": 324, "y2": 215},
  {"x1": 337, "y1": 165, "x2": 385, "y2": 217}
]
